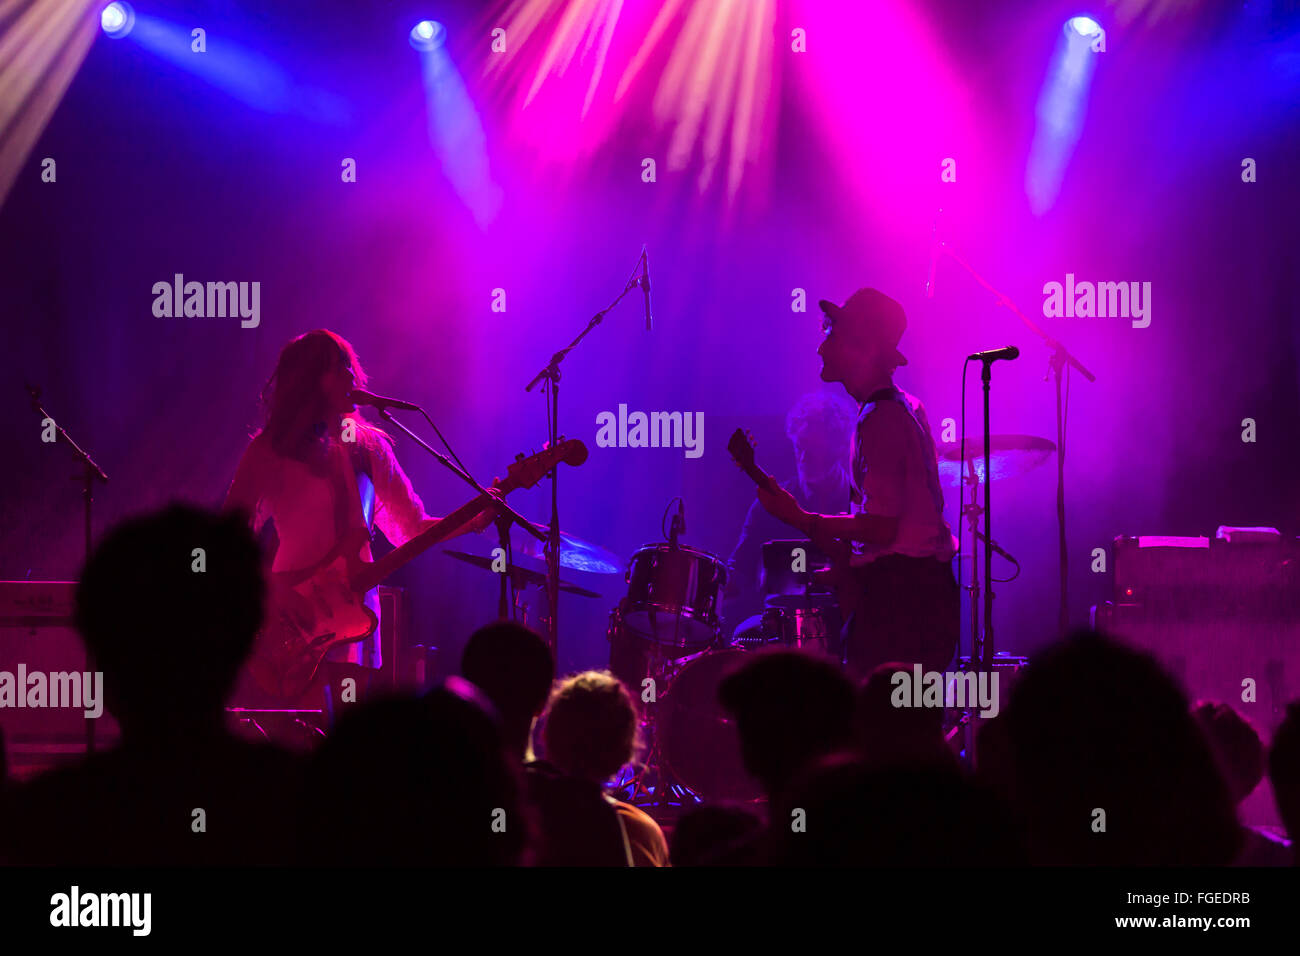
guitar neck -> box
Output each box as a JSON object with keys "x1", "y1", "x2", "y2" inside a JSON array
[
  {"x1": 357, "y1": 485, "x2": 503, "y2": 593},
  {"x1": 344, "y1": 439, "x2": 584, "y2": 595},
  {"x1": 738, "y1": 460, "x2": 779, "y2": 495}
]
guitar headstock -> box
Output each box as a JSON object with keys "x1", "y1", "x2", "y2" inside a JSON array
[
  {"x1": 505, "y1": 438, "x2": 589, "y2": 491},
  {"x1": 726, "y1": 427, "x2": 757, "y2": 470}
]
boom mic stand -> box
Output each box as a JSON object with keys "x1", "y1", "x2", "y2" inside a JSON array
[
  {"x1": 524, "y1": 249, "x2": 648, "y2": 660},
  {"x1": 935, "y1": 242, "x2": 1095, "y2": 643},
  {"x1": 25, "y1": 383, "x2": 108, "y2": 753},
  {"x1": 373, "y1": 408, "x2": 546, "y2": 621}
]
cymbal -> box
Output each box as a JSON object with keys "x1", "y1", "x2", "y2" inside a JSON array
[
  {"x1": 507, "y1": 523, "x2": 622, "y2": 575},
  {"x1": 937, "y1": 434, "x2": 1055, "y2": 486},
  {"x1": 442, "y1": 550, "x2": 603, "y2": 598}
]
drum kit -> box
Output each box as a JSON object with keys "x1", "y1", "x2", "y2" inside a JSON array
[
  {"x1": 441, "y1": 431, "x2": 1055, "y2": 809},
  {"x1": 609, "y1": 537, "x2": 855, "y2": 806}
]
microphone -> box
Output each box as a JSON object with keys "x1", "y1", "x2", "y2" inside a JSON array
[
  {"x1": 350, "y1": 388, "x2": 421, "y2": 412},
  {"x1": 640, "y1": 248, "x2": 653, "y2": 332},
  {"x1": 967, "y1": 346, "x2": 1020, "y2": 363},
  {"x1": 669, "y1": 499, "x2": 685, "y2": 548},
  {"x1": 925, "y1": 213, "x2": 940, "y2": 299},
  {"x1": 972, "y1": 528, "x2": 1017, "y2": 563}
]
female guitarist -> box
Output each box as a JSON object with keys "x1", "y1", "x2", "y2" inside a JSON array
[{"x1": 224, "y1": 329, "x2": 494, "y2": 714}]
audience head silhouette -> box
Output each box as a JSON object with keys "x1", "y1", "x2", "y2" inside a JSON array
[
  {"x1": 855, "y1": 661, "x2": 956, "y2": 769},
  {"x1": 74, "y1": 503, "x2": 264, "y2": 741},
  {"x1": 301, "y1": 679, "x2": 528, "y2": 865},
  {"x1": 1002, "y1": 631, "x2": 1239, "y2": 865},
  {"x1": 541, "y1": 670, "x2": 639, "y2": 784},
  {"x1": 718, "y1": 649, "x2": 854, "y2": 800},
  {"x1": 461, "y1": 621, "x2": 554, "y2": 760}
]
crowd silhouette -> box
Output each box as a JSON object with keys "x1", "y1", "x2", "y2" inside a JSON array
[{"x1": 1, "y1": 503, "x2": 1296, "y2": 867}]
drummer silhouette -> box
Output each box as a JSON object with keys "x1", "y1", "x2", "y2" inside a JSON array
[{"x1": 722, "y1": 390, "x2": 856, "y2": 634}]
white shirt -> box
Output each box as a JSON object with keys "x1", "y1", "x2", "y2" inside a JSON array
[{"x1": 228, "y1": 423, "x2": 437, "y2": 668}]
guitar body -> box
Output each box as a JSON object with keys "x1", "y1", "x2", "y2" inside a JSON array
[
  {"x1": 249, "y1": 531, "x2": 378, "y2": 700},
  {"x1": 245, "y1": 439, "x2": 590, "y2": 701}
]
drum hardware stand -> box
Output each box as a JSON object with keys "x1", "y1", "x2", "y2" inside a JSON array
[
  {"x1": 25, "y1": 383, "x2": 108, "y2": 755},
  {"x1": 956, "y1": 468, "x2": 1019, "y2": 761},
  {"x1": 525, "y1": 247, "x2": 649, "y2": 661},
  {"x1": 956, "y1": 448, "x2": 989, "y2": 764},
  {"x1": 968, "y1": 350, "x2": 1007, "y2": 669},
  {"x1": 667, "y1": 498, "x2": 687, "y2": 649},
  {"x1": 226, "y1": 707, "x2": 328, "y2": 747},
  {"x1": 492, "y1": 511, "x2": 523, "y2": 622},
  {"x1": 621, "y1": 636, "x2": 702, "y2": 813}
]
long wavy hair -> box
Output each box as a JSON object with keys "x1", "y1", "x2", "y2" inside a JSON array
[{"x1": 260, "y1": 329, "x2": 369, "y2": 462}]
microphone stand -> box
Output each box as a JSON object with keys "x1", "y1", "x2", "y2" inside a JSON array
[
  {"x1": 524, "y1": 251, "x2": 646, "y2": 660},
  {"x1": 373, "y1": 408, "x2": 546, "y2": 622},
  {"x1": 936, "y1": 242, "x2": 1096, "y2": 644},
  {"x1": 978, "y1": 355, "x2": 995, "y2": 666},
  {"x1": 25, "y1": 384, "x2": 108, "y2": 754}
]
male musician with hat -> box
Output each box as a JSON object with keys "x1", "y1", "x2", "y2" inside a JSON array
[{"x1": 755, "y1": 288, "x2": 959, "y2": 677}]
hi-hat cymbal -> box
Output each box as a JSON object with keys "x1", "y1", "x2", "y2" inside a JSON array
[
  {"x1": 508, "y1": 523, "x2": 621, "y2": 575},
  {"x1": 937, "y1": 434, "x2": 1055, "y2": 486},
  {"x1": 442, "y1": 550, "x2": 603, "y2": 598}
]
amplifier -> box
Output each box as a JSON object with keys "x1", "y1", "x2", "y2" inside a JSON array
[
  {"x1": 0, "y1": 581, "x2": 121, "y2": 778},
  {"x1": 1112, "y1": 532, "x2": 1299, "y2": 618},
  {"x1": 376, "y1": 584, "x2": 439, "y2": 691},
  {"x1": 1101, "y1": 529, "x2": 1300, "y2": 729},
  {"x1": 0, "y1": 578, "x2": 76, "y2": 628}
]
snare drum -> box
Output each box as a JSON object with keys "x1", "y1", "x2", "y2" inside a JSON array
[
  {"x1": 620, "y1": 543, "x2": 727, "y2": 651},
  {"x1": 759, "y1": 602, "x2": 842, "y2": 658}
]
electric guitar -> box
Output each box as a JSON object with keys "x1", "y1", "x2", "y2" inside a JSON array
[
  {"x1": 249, "y1": 439, "x2": 588, "y2": 699},
  {"x1": 725, "y1": 427, "x2": 863, "y2": 616}
]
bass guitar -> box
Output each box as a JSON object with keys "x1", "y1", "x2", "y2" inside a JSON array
[{"x1": 249, "y1": 439, "x2": 588, "y2": 699}]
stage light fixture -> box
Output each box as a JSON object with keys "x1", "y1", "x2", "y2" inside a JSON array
[
  {"x1": 410, "y1": 20, "x2": 446, "y2": 51},
  {"x1": 100, "y1": 2, "x2": 135, "y2": 39},
  {"x1": 1066, "y1": 15, "x2": 1102, "y2": 37}
]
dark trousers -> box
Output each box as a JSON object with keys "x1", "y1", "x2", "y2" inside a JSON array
[{"x1": 843, "y1": 554, "x2": 959, "y2": 680}]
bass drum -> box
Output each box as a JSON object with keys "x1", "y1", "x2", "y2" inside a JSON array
[{"x1": 660, "y1": 649, "x2": 764, "y2": 802}]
